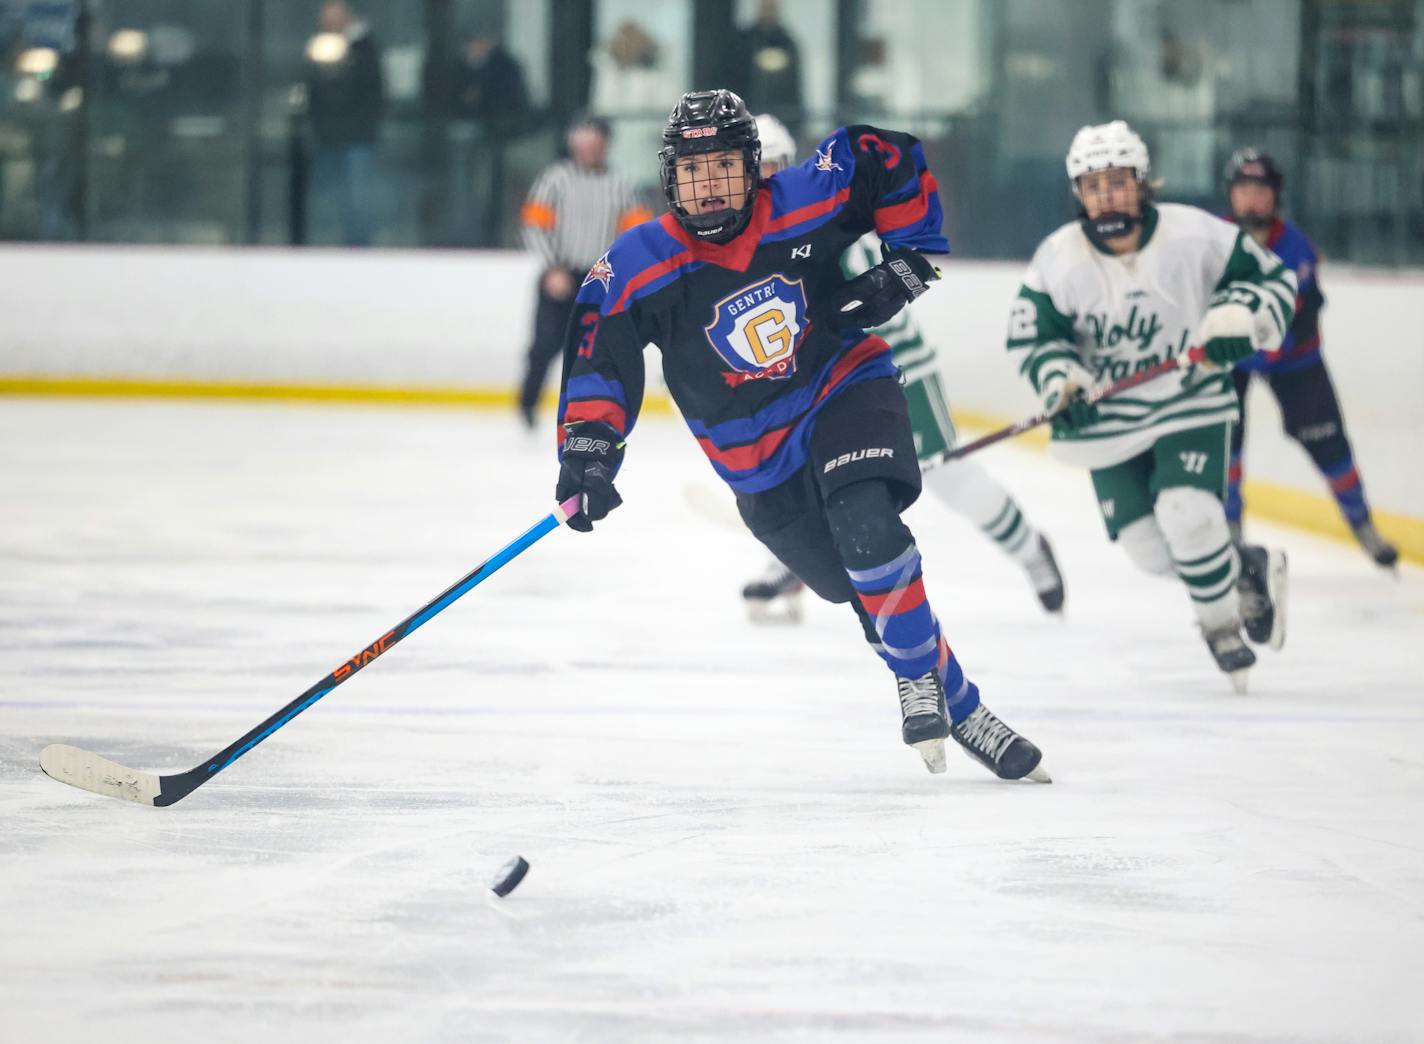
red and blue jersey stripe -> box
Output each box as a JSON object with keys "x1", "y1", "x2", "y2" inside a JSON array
[{"x1": 685, "y1": 333, "x2": 898, "y2": 493}]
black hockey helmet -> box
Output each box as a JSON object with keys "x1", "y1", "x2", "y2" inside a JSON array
[
  {"x1": 659, "y1": 89, "x2": 761, "y2": 242},
  {"x1": 1224, "y1": 147, "x2": 1283, "y2": 230},
  {"x1": 1224, "y1": 147, "x2": 1284, "y2": 196}
]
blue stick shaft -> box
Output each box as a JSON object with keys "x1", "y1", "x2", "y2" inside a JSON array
[{"x1": 152, "y1": 498, "x2": 579, "y2": 805}]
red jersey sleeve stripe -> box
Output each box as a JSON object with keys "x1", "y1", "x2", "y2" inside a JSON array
[
  {"x1": 874, "y1": 172, "x2": 939, "y2": 236},
  {"x1": 610, "y1": 249, "x2": 695, "y2": 315},
  {"x1": 767, "y1": 187, "x2": 853, "y2": 234},
  {"x1": 563, "y1": 398, "x2": 628, "y2": 435}
]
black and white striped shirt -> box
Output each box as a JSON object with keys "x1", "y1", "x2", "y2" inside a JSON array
[{"x1": 520, "y1": 160, "x2": 651, "y2": 272}]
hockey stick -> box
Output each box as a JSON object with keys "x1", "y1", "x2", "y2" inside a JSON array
[
  {"x1": 39, "y1": 496, "x2": 583, "y2": 807},
  {"x1": 921, "y1": 345, "x2": 1210, "y2": 473}
]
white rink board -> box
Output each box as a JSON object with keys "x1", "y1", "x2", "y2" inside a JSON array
[
  {"x1": 2, "y1": 398, "x2": 1422, "y2": 1043},
  {"x1": 1, "y1": 243, "x2": 1421, "y2": 516}
]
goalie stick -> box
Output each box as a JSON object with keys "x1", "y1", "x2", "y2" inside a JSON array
[
  {"x1": 39, "y1": 496, "x2": 582, "y2": 807},
  {"x1": 920, "y1": 345, "x2": 1210, "y2": 473}
]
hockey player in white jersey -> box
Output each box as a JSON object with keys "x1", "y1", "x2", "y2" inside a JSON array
[
  {"x1": 742, "y1": 113, "x2": 1066, "y2": 623},
  {"x1": 1007, "y1": 121, "x2": 1293, "y2": 691}
]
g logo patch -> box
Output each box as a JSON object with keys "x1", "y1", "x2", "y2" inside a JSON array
[{"x1": 705, "y1": 274, "x2": 809, "y2": 386}]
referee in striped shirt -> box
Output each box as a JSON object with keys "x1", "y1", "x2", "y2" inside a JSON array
[{"x1": 518, "y1": 113, "x2": 651, "y2": 427}]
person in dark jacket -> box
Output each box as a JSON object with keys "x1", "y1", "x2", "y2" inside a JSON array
[
  {"x1": 451, "y1": 30, "x2": 529, "y2": 128},
  {"x1": 304, "y1": 0, "x2": 384, "y2": 246}
]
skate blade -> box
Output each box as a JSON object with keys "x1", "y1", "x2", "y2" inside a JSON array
[
  {"x1": 1025, "y1": 764, "x2": 1052, "y2": 784},
  {"x1": 912, "y1": 738, "x2": 946, "y2": 774},
  {"x1": 746, "y1": 599, "x2": 803, "y2": 625},
  {"x1": 1229, "y1": 669, "x2": 1249, "y2": 695},
  {"x1": 1267, "y1": 550, "x2": 1288, "y2": 651}
]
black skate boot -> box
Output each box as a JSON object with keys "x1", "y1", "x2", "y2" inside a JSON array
[
  {"x1": 1237, "y1": 545, "x2": 1287, "y2": 650},
  {"x1": 742, "y1": 560, "x2": 805, "y2": 623},
  {"x1": 1352, "y1": 520, "x2": 1399, "y2": 569},
  {"x1": 896, "y1": 671, "x2": 951, "y2": 774},
  {"x1": 1025, "y1": 535, "x2": 1065, "y2": 613},
  {"x1": 951, "y1": 702, "x2": 1050, "y2": 782},
  {"x1": 1203, "y1": 623, "x2": 1256, "y2": 694}
]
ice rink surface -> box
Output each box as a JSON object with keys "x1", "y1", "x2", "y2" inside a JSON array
[{"x1": 3, "y1": 398, "x2": 1422, "y2": 1043}]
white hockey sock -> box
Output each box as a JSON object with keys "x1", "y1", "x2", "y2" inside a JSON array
[
  {"x1": 1154, "y1": 486, "x2": 1241, "y2": 631},
  {"x1": 924, "y1": 459, "x2": 1042, "y2": 567}
]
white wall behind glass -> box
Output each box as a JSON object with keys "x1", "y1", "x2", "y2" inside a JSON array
[
  {"x1": 853, "y1": 0, "x2": 986, "y2": 116},
  {"x1": 506, "y1": 0, "x2": 551, "y2": 107},
  {"x1": 591, "y1": 0, "x2": 693, "y2": 185}
]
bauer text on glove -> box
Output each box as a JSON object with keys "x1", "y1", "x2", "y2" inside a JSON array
[
  {"x1": 825, "y1": 246, "x2": 939, "y2": 331},
  {"x1": 555, "y1": 421, "x2": 624, "y2": 532}
]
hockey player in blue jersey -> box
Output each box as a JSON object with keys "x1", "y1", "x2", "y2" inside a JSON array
[
  {"x1": 1223, "y1": 148, "x2": 1399, "y2": 569},
  {"x1": 552, "y1": 89, "x2": 1048, "y2": 781}
]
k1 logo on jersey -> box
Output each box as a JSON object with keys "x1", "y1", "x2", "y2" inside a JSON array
[{"x1": 705, "y1": 274, "x2": 809, "y2": 387}]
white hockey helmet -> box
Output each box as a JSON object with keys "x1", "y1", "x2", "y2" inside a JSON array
[
  {"x1": 755, "y1": 112, "x2": 797, "y2": 173},
  {"x1": 1065, "y1": 120, "x2": 1150, "y2": 197}
]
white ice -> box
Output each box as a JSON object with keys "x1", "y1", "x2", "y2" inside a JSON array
[{"x1": 2, "y1": 398, "x2": 1422, "y2": 1044}]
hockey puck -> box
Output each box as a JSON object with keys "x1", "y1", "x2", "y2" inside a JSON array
[{"x1": 489, "y1": 855, "x2": 530, "y2": 897}]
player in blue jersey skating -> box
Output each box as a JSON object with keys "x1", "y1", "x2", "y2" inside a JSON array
[
  {"x1": 1223, "y1": 148, "x2": 1399, "y2": 570},
  {"x1": 740, "y1": 114, "x2": 1066, "y2": 624},
  {"x1": 552, "y1": 89, "x2": 1048, "y2": 781}
]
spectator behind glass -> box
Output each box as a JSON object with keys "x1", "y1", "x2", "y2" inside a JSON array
[
  {"x1": 303, "y1": 0, "x2": 384, "y2": 246},
  {"x1": 590, "y1": 19, "x2": 670, "y2": 188},
  {"x1": 732, "y1": 0, "x2": 803, "y2": 137},
  {"x1": 451, "y1": 28, "x2": 529, "y2": 128}
]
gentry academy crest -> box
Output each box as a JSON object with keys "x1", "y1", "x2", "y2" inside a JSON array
[{"x1": 704, "y1": 274, "x2": 809, "y2": 387}]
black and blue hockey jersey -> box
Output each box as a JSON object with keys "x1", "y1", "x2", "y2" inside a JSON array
[
  {"x1": 1234, "y1": 217, "x2": 1324, "y2": 375},
  {"x1": 556, "y1": 126, "x2": 948, "y2": 495}
]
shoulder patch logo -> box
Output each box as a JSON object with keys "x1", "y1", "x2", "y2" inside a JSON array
[
  {"x1": 814, "y1": 142, "x2": 842, "y2": 172},
  {"x1": 583, "y1": 254, "x2": 614, "y2": 291}
]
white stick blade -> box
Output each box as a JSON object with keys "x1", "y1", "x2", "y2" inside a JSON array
[{"x1": 39, "y1": 744, "x2": 162, "y2": 805}]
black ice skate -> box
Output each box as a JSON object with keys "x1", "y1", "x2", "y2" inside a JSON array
[
  {"x1": 1237, "y1": 544, "x2": 1287, "y2": 650},
  {"x1": 951, "y1": 703, "x2": 1050, "y2": 782},
  {"x1": 896, "y1": 671, "x2": 951, "y2": 773},
  {"x1": 1202, "y1": 623, "x2": 1256, "y2": 694},
  {"x1": 742, "y1": 560, "x2": 805, "y2": 623},
  {"x1": 1352, "y1": 520, "x2": 1399, "y2": 570},
  {"x1": 1025, "y1": 535, "x2": 1066, "y2": 614}
]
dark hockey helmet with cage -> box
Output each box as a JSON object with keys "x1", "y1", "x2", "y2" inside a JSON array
[
  {"x1": 1224, "y1": 147, "x2": 1283, "y2": 230},
  {"x1": 659, "y1": 89, "x2": 762, "y2": 243},
  {"x1": 1224, "y1": 147, "x2": 1284, "y2": 196}
]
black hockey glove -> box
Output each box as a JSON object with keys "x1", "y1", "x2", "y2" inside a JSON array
[
  {"x1": 825, "y1": 246, "x2": 940, "y2": 331},
  {"x1": 555, "y1": 421, "x2": 624, "y2": 533}
]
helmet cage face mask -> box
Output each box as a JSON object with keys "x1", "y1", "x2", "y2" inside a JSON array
[
  {"x1": 1073, "y1": 167, "x2": 1151, "y2": 244},
  {"x1": 659, "y1": 90, "x2": 762, "y2": 243}
]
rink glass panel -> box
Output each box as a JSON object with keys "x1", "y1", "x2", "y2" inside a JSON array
[{"x1": 0, "y1": 0, "x2": 1419, "y2": 262}]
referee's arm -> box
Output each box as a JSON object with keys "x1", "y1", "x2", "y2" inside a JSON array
[{"x1": 520, "y1": 168, "x2": 560, "y2": 269}]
